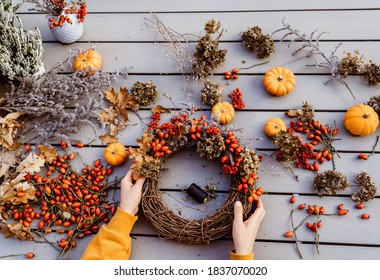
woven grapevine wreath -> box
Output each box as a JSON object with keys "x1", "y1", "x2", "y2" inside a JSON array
[{"x1": 128, "y1": 106, "x2": 262, "y2": 244}]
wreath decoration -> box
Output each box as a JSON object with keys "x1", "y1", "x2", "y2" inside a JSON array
[{"x1": 128, "y1": 105, "x2": 262, "y2": 244}]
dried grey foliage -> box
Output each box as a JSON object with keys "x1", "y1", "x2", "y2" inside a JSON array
[
  {"x1": 0, "y1": 0, "x2": 44, "y2": 80},
  {"x1": 1, "y1": 49, "x2": 126, "y2": 146}
]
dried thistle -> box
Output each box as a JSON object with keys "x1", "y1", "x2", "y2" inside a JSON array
[
  {"x1": 192, "y1": 19, "x2": 227, "y2": 80},
  {"x1": 352, "y1": 171, "x2": 377, "y2": 203},
  {"x1": 312, "y1": 170, "x2": 350, "y2": 196},
  {"x1": 196, "y1": 134, "x2": 225, "y2": 160},
  {"x1": 273, "y1": 130, "x2": 302, "y2": 163},
  {"x1": 130, "y1": 80, "x2": 158, "y2": 106},
  {"x1": 366, "y1": 95, "x2": 380, "y2": 116},
  {"x1": 200, "y1": 79, "x2": 223, "y2": 107},
  {"x1": 286, "y1": 101, "x2": 315, "y2": 124},
  {"x1": 364, "y1": 61, "x2": 380, "y2": 86},
  {"x1": 241, "y1": 26, "x2": 275, "y2": 59},
  {"x1": 338, "y1": 50, "x2": 365, "y2": 78},
  {"x1": 272, "y1": 17, "x2": 355, "y2": 99}
]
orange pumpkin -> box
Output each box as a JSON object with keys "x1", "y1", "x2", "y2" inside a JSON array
[
  {"x1": 74, "y1": 49, "x2": 102, "y2": 73},
  {"x1": 104, "y1": 142, "x2": 129, "y2": 166},
  {"x1": 264, "y1": 66, "x2": 296, "y2": 96},
  {"x1": 344, "y1": 104, "x2": 379, "y2": 136},
  {"x1": 212, "y1": 102, "x2": 235, "y2": 125},
  {"x1": 264, "y1": 118, "x2": 287, "y2": 137}
]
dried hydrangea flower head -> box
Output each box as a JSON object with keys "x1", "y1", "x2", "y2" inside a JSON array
[
  {"x1": 196, "y1": 134, "x2": 225, "y2": 160},
  {"x1": 352, "y1": 171, "x2": 377, "y2": 203},
  {"x1": 273, "y1": 130, "x2": 302, "y2": 163},
  {"x1": 130, "y1": 80, "x2": 158, "y2": 106},
  {"x1": 338, "y1": 50, "x2": 365, "y2": 78},
  {"x1": 200, "y1": 79, "x2": 223, "y2": 107},
  {"x1": 192, "y1": 19, "x2": 227, "y2": 80},
  {"x1": 366, "y1": 95, "x2": 380, "y2": 117},
  {"x1": 241, "y1": 26, "x2": 275, "y2": 59},
  {"x1": 364, "y1": 61, "x2": 380, "y2": 86},
  {"x1": 286, "y1": 102, "x2": 315, "y2": 124},
  {"x1": 312, "y1": 170, "x2": 350, "y2": 196}
]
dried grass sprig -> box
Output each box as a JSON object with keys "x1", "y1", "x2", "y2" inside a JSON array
[{"x1": 272, "y1": 17, "x2": 356, "y2": 99}]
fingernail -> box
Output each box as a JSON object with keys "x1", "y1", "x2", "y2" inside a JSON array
[{"x1": 235, "y1": 201, "x2": 242, "y2": 208}]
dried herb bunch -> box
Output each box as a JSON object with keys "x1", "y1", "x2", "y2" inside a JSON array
[
  {"x1": 241, "y1": 26, "x2": 275, "y2": 59},
  {"x1": 352, "y1": 171, "x2": 377, "y2": 203},
  {"x1": 1, "y1": 49, "x2": 124, "y2": 147},
  {"x1": 272, "y1": 18, "x2": 356, "y2": 98},
  {"x1": 130, "y1": 80, "x2": 158, "y2": 106},
  {"x1": 366, "y1": 95, "x2": 380, "y2": 117},
  {"x1": 200, "y1": 79, "x2": 223, "y2": 107},
  {"x1": 0, "y1": 0, "x2": 44, "y2": 80},
  {"x1": 338, "y1": 50, "x2": 365, "y2": 78},
  {"x1": 192, "y1": 19, "x2": 227, "y2": 80},
  {"x1": 312, "y1": 170, "x2": 350, "y2": 196}
]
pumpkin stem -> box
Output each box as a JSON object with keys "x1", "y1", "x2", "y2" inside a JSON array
[
  {"x1": 363, "y1": 112, "x2": 370, "y2": 118},
  {"x1": 277, "y1": 76, "x2": 283, "y2": 82}
]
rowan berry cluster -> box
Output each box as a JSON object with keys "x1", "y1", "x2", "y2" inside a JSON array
[{"x1": 229, "y1": 88, "x2": 245, "y2": 109}]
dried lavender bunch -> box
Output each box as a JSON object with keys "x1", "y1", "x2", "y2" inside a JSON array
[
  {"x1": 352, "y1": 171, "x2": 377, "y2": 203},
  {"x1": 272, "y1": 17, "x2": 355, "y2": 99},
  {"x1": 241, "y1": 26, "x2": 275, "y2": 59},
  {"x1": 130, "y1": 80, "x2": 158, "y2": 106},
  {"x1": 366, "y1": 95, "x2": 380, "y2": 117},
  {"x1": 200, "y1": 79, "x2": 223, "y2": 107},
  {"x1": 192, "y1": 19, "x2": 227, "y2": 80},
  {"x1": 312, "y1": 170, "x2": 350, "y2": 196},
  {"x1": 0, "y1": 0, "x2": 44, "y2": 80},
  {"x1": 196, "y1": 134, "x2": 225, "y2": 160},
  {"x1": 1, "y1": 49, "x2": 123, "y2": 146},
  {"x1": 338, "y1": 51, "x2": 365, "y2": 78},
  {"x1": 364, "y1": 61, "x2": 380, "y2": 86}
]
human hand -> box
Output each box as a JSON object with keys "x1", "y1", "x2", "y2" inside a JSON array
[
  {"x1": 119, "y1": 169, "x2": 146, "y2": 215},
  {"x1": 232, "y1": 198, "x2": 265, "y2": 255}
]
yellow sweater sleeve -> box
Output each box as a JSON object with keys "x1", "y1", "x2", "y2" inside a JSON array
[
  {"x1": 80, "y1": 208, "x2": 137, "y2": 260},
  {"x1": 230, "y1": 250, "x2": 254, "y2": 260}
]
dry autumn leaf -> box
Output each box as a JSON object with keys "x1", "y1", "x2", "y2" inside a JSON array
[
  {"x1": 1, "y1": 220, "x2": 34, "y2": 241},
  {"x1": 15, "y1": 153, "x2": 45, "y2": 181},
  {"x1": 37, "y1": 145, "x2": 58, "y2": 164},
  {"x1": 99, "y1": 134, "x2": 119, "y2": 145},
  {"x1": 0, "y1": 112, "x2": 24, "y2": 150},
  {"x1": 0, "y1": 151, "x2": 18, "y2": 178}
]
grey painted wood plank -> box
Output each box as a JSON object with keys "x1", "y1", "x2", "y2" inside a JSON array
[
  {"x1": 18, "y1": 11, "x2": 380, "y2": 42},
  {"x1": 16, "y1": 0, "x2": 380, "y2": 13}
]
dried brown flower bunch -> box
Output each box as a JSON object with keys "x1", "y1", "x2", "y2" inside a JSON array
[
  {"x1": 130, "y1": 80, "x2": 158, "y2": 106},
  {"x1": 364, "y1": 61, "x2": 380, "y2": 86},
  {"x1": 312, "y1": 170, "x2": 350, "y2": 196},
  {"x1": 286, "y1": 102, "x2": 315, "y2": 124},
  {"x1": 273, "y1": 130, "x2": 302, "y2": 163},
  {"x1": 241, "y1": 26, "x2": 275, "y2": 59},
  {"x1": 196, "y1": 134, "x2": 225, "y2": 160},
  {"x1": 200, "y1": 79, "x2": 223, "y2": 107},
  {"x1": 366, "y1": 95, "x2": 380, "y2": 117},
  {"x1": 338, "y1": 51, "x2": 365, "y2": 78},
  {"x1": 192, "y1": 19, "x2": 227, "y2": 80},
  {"x1": 352, "y1": 171, "x2": 377, "y2": 203},
  {"x1": 238, "y1": 148, "x2": 260, "y2": 178}
]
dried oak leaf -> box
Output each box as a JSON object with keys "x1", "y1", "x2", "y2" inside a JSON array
[
  {"x1": 0, "y1": 151, "x2": 18, "y2": 178},
  {"x1": 1, "y1": 220, "x2": 34, "y2": 241},
  {"x1": 14, "y1": 153, "x2": 45, "y2": 182},
  {"x1": 0, "y1": 181, "x2": 36, "y2": 205},
  {"x1": 99, "y1": 134, "x2": 119, "y2": 145},
  {"x1": 0, "y1": 112, "x2": 24, "y2": 151},
  {"x1": 37, "y1": 145, "x2": 58, "y2": 164},
  {"x1": 151, "y1": 105, "x2": 171, "y2": 114},
  {"x1": 286, "y1": 102, "x2": 315, "y2": 123},
  {"x1": 130, "y1": 153, "x2": 162, "y2": 181}
]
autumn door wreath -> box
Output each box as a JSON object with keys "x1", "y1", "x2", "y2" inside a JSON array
[{"x1": 128, "y1": 106, "x2": 262, "y2": 244}]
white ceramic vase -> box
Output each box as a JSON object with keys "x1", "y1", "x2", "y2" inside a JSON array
[{"x1": 49, "y1": 13, "x2": 84, "y2": 44}]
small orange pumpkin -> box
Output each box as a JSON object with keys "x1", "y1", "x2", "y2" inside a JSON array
[
  {"x1": 104, "y1": 142, "x2": 129, "y2": 166},
  {"x1": 74, "y1": 49, "x2": 102, "y2": 73},
  {"x1": 264, "y1": 118, "x2": 287, "y2": 138},
  {"x1": 212, "y1": 102, "x2": 235, "y2": 125},
  {"x1": 264, "y1": 66, "x2": 296, "y2": 96},
  {"x1": 344, "y1": 104, "x2": 379, "y2": 136}
]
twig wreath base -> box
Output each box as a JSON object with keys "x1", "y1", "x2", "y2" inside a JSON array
[
  {"x1": 130, "y1": 106, "x2": 261, "y2": 244},
  {"x1": 141, "y1": 167, "x2": 253, "y2": 245}
]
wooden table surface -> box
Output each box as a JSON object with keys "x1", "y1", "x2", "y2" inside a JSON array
[{"x1": 1, "y1": 0, "x2": 380, "y2": 260}]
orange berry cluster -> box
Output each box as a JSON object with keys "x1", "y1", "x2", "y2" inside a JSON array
[
  {"x1": 189, "y1": 115, "x2": 207, "y2": 140},
  {"x1": 229, "y1": 88, "x2": 245, "y2": 109},
  {"x1": 224, "y1": 68, "x2": 239, "y2": 80},
  {"x1": 146, "y1": 138, "x2": 172, "y2": 158},
  {"x1": 48, "y1": 14, "x2": 73, "y2": 29}
]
